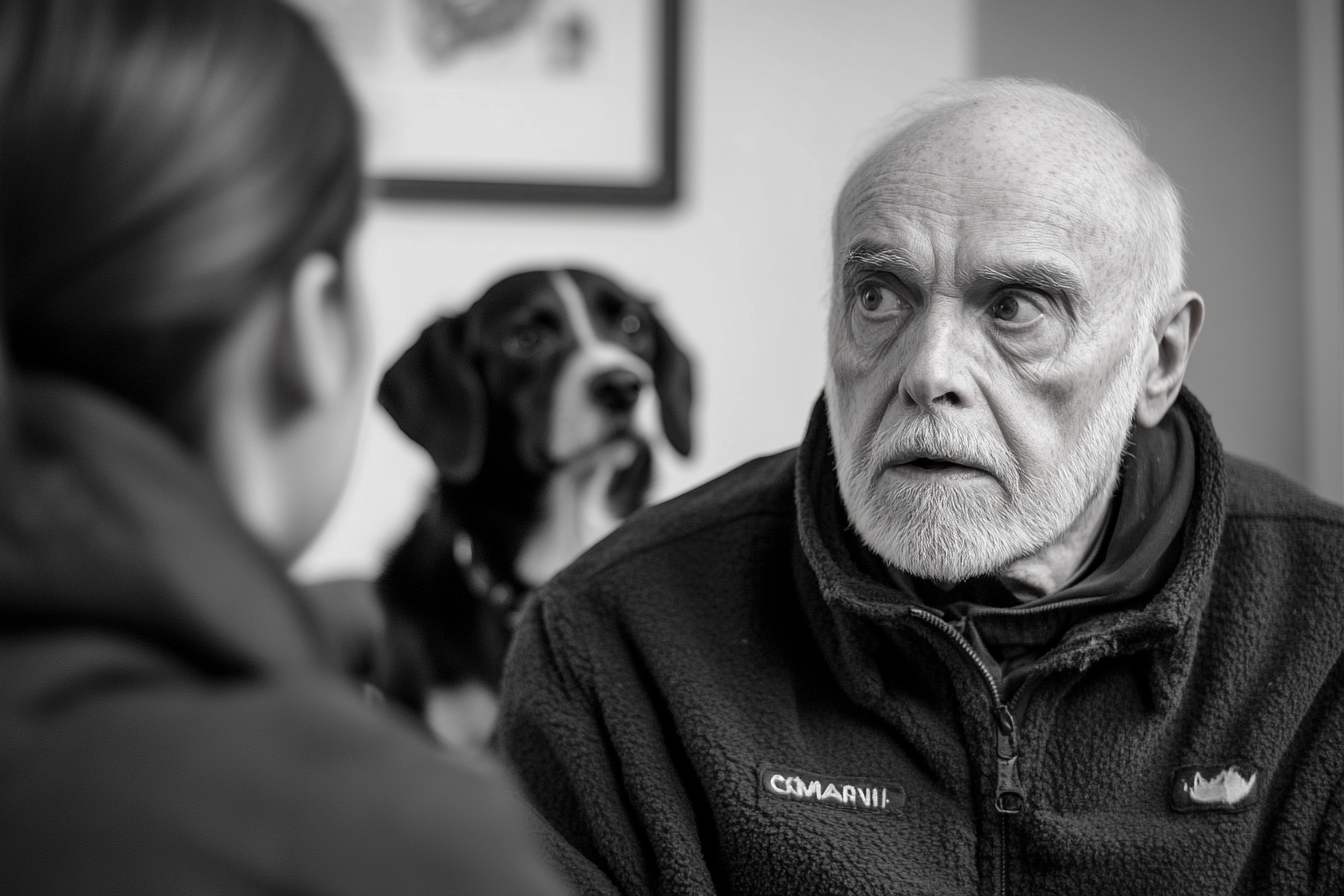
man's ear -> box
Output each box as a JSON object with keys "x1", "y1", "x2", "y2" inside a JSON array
[
  {"x1": 276, "y1": 251, "x2": 359, "y2": 415},
  {"x1": 1135, "y1": 291, "x2": 1204, "y2": 428}
]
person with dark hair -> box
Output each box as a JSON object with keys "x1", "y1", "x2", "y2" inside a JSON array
[{"x1": 0, "y1": 1, "x2": 567, "y2": 893}]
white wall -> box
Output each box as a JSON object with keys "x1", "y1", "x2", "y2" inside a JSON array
[{"x1": 297, "y1": 0, "x2": 973, "y2": 581}]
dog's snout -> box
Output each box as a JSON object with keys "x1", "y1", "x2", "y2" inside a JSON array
[{"x1": 590, "y1": 369, "x2": 643, "y2": 413}]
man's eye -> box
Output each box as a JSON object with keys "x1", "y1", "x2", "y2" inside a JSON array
[
  {"x1": 855, "y1": 279, "x2": 900, "y2": 313},
  {"x1": 990, "y1": 291, "x2": 1044, "y2": 324}
]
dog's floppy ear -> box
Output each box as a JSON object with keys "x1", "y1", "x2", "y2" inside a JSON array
[
  {"x1": 648, "y1": 308, "x2": 694, "y2": 457},
  {"x1": 378, "y1": 315, "x2": 487, "y2": 482}
]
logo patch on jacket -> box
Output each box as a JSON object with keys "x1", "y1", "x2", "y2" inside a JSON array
[
  {"x1": 1170, "y1": 762, "x2": 1261, "y2": 813},
  {"x1": 759, "y1": 766, "x2": 905, "y2": 814}
]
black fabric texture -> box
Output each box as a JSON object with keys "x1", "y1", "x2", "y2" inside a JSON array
[
  {"x1": 0, "y1": 376, "x2": 569, "y2": 896},
  {"x1": 497, "y1": 388, "x2": 1344, "y2": 896}
]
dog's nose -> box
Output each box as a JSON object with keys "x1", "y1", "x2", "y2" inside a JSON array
[{"x1": 590, "y1": 369, "x2": 643, "y2": 412}]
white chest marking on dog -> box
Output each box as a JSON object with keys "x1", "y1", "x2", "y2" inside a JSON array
[{"x1": 514, "y1": 444, "x2": 632, "y2": 587}]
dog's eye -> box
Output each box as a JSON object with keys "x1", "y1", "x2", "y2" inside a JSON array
[
  {"x1": 505, "y1": 325, "x2": 551, "y2": 358},
  {"x1": 620, "y1": 314, "x2": 653, "y2": 351}
]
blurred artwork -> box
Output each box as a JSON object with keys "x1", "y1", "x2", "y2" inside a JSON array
[
  {"x1": 292, "y1": 0, "x2": 677, "y2": 203},
  {"x1": 413, "y1": 0, "x2": 541, "y2": 66},
  {"x1": 547, "y1": 10, "x2": 593, "y2": 72}
]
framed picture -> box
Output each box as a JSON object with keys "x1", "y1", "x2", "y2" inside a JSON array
[{"x1": 293, "y1": 0, "x2": 681, "y2": 205}]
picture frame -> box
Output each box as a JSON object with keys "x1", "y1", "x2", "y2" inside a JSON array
[{"x1": 295, "y1": 0, "x2": 681, "y2": 206}]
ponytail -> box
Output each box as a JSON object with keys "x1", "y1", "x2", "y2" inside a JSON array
[{"x1": 0, "y1": 0, "x2": 362, "y2": 446}]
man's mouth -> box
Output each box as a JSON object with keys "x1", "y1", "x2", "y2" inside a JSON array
[
  {"x1": 907, "y1": 457, "x2": 966, "y2": 471},
  {"x1": 886, "y1": 454, "x2": 992, "y2": 480}
]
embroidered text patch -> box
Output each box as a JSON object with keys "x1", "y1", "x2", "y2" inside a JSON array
[
  {"x1": 759, "y1": 766, "x2": 906, "y2": 814},
  {"x1": 1169, "y1": 762, "x2": 1261, "y2": 813}
]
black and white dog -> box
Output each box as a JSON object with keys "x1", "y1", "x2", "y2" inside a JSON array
[{"x1": 375, "y1": 267, "x2": 693, "y2": 740}]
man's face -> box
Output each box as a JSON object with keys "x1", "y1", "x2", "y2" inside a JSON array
[{"x1": 825, "y1": 102, "x2": 1152, "y2": 583}]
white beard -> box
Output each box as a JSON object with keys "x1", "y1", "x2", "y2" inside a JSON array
[{"x1": 828, "y1": 342, "x2": 1146, "y2": 584}]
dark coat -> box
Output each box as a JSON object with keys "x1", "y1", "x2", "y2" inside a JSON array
[
  {"x1": 0, "y1": 377, "x2": 568, "y2": 896},
  {"x1": 497, "y1": 390, "x2": 1344, "y2": 895}
]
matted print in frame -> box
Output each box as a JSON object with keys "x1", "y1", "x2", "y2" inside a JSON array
[{"x1": 293, "y1": 0, "x2": 681, "y2": 205}]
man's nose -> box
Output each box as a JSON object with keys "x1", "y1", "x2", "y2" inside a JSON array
[{"x1": 898, "y1": 304, "x2": 968, "y2": 410}]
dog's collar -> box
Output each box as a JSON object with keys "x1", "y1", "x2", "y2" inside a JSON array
[{"x1": 438, "y1": 508, "x2": 529, "y2": 627}]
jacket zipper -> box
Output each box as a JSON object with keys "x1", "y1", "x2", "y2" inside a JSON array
[{"x1": 907, "y1": 606, "x2": 1025, "y2": 895}]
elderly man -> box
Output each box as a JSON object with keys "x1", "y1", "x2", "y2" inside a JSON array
[{"x1": 497, "y1": 80, "x2": 1344, "y2": 895}]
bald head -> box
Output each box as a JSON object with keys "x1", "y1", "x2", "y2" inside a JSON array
[{"x1": 834, "y1": 80, "x2": 1185, "y2": 326}]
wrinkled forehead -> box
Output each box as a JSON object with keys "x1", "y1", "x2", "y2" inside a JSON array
[{"x1": 835, "y1": 98, "x2": 1151, "y2": 297}]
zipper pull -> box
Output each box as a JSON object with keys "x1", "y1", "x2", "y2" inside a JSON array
[{"x1": 994, "y1": 704, "x2": 1025, "y2": 814}]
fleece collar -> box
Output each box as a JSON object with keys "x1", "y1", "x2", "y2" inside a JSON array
[
  {"x1": 0, "y1": 376, "x2": 328, "y2": 676},
  {"x1": 794, "y1": 388, "x2": 1227, "y2": 711}
]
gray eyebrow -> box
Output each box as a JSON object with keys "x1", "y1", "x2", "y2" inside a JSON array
[
  {"x1": 976, "y1": 262, "x2": 1084, "y2": 294},
  {"x1": 840, "y1": 243, "x2": 924, "y2": 280},
  {"x1": 973, "y1": 262, "x2": 1089, "y2": 319}
]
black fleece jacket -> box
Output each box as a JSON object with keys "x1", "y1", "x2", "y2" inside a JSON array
[
  {"x1": 0, "y1": 378, "x2": 568, "y2": 896},
  {"x1": 497, "y1": 390, "x2": 1344, "y2": 895}
]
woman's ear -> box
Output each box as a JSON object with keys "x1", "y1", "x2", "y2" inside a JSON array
[
  {"x1": 276, "y1": 251, "x2": 361, "y2": 413},
  {"x1": 1135, "y1": 291, "x2": 1205, "y2": 428},
  {"x1": 201, "y1": 250, "x2": 369, "y2": 564}
]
